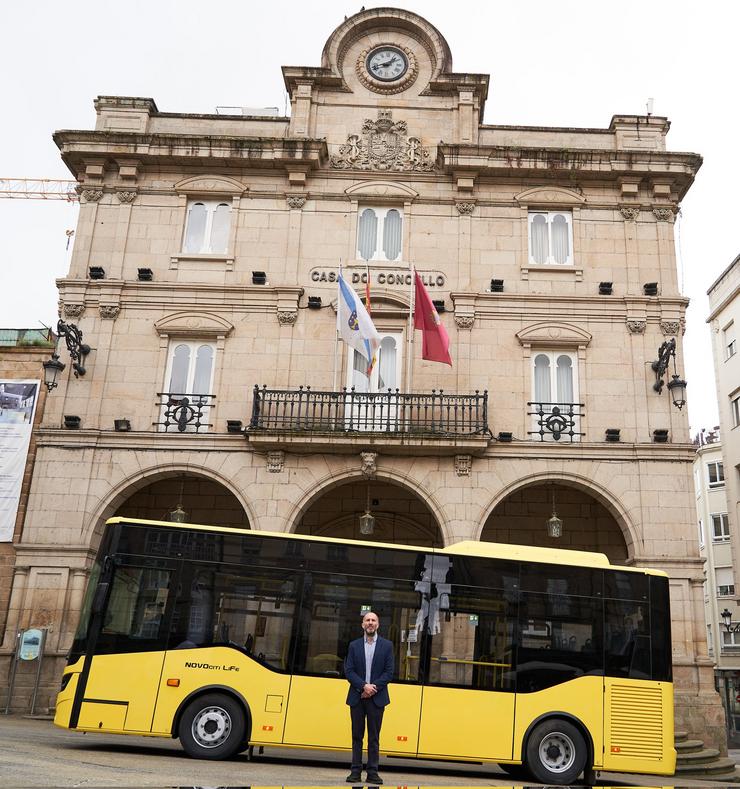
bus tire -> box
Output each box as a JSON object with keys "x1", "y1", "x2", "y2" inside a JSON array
[
  {"x1": 178, "y1": 693, "x2": 246, "y2": 760},
  {"x1": 525, "y1": 718, "x2": 588, "y2": 785}
]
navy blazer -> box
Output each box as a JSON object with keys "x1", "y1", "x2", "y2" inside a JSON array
[{"x1": 344, "y1": 635, "x2": 394, "y2": 708}]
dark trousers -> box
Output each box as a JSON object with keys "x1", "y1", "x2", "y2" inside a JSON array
[{"x1": 350, "y1": 697, "x2": 385, "y2": 773}]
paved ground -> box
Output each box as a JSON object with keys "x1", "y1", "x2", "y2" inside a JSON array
[{"x1": 0, "y1": 715, "x2": 732, "y2": 788}]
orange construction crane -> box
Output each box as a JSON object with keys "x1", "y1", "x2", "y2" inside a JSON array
[{"x1": 0, "y1": 178, "x2": 78, "y2": 201}]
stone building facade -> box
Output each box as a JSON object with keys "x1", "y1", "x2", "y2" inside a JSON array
[{"x1": 0, "y1": 8, "x2": 720, "y2": 745}]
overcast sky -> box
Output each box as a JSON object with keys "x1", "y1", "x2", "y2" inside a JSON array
[{"x1": 1, "y1": 0, "x2": 737, "y2": 435}]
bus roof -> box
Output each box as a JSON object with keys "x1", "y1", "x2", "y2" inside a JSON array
[{"x1": 105, "y1": 516, "x2": 664, "y2": 575}]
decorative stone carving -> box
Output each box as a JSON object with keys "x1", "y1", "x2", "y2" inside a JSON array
[
  {"x1": 267, "y1": 450, "x2": 285, "y2": 473},
  {"x1": 455, "y1": 315, "x2": 475, "y2": 330},
  {"x1": 99, "y1": 304, "x2": 120, "y2": 320},
  {"x1": 286, "y1": 196, "x2": 306, "y2": 209},
  {"x1": 80, "y1": 189, "x2": 103, "y2": 202},
  {"x1": 455, "y1": 454, "x2": 472, "y2": 477},
  {"x1": 63, "y1": 303, "x2": 85, "y2": 318},
  {"x1": 331, "y1": 110, "x2": 434, "y2": 172},
  {"x1": 626, "y1": 319, "x2": 646, "y2": 334},
  {"x1": 652, "y1": 207, "x2": 674, "y2": 222},
  {"x1": 456, "y1": 202, "x2": 475, "y2": 215},
  {"x1": 116, "y1": 190, "x2": 137, "y2": 203},
  {"x1": 620, "y1": 206, "x2": 640, "y2": 221},
  {"x1": 661, "y1": 320, "x2": 681, "y2": 336},
  {"x1": 277, "y1": 310, "x2": 298, "y2": 325},
  {"x1": 360, "y1": 451, "x2": 378, "y2": 477}
]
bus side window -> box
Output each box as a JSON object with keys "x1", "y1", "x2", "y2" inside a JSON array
[{"x1": 604, "y1": 600, "x2": 651, "y2": 680}]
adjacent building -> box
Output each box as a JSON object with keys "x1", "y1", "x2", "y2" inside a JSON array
[
  {"x1": 694, "y1": 428, "x2": 740, "y2": 742},
  {"x1": 0, "y1": 8, "x2": 720, "y2": 746}
]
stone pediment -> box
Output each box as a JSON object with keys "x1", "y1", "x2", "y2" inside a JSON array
[
  {"x1": 516, "y1": 322, "x2": 592, "y2": 348},
  {"x1": 174, "y1": 175, "x2": 246, "y2": 196},
  {"x1": 155, "y1": 311, "x2": 234, "y2": 338},
  {"x1": 345, "y1": 181, "x2": 419, "y2": 200},
  {"x1": 514, "y1": 186, "x2": 586, "y2": 207}
]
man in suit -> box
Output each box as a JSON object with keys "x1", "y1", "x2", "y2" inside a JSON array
[{"x1": 344, "y1": 610, "x2": 394, "y2": 784}]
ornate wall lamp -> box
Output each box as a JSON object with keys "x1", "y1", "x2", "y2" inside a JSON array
[
  {"x1": 42, "y1": 320, "x2": 91, "y2": 392},
  {"x1": 651, "y1": 337, "x2": 687, "y2": 410},
  {"x1": 721, "y1": 608, "x2": 740, "y2": 633},
  {"x1": 546, "y1": 485, "x2": 563, "y2": 538}
]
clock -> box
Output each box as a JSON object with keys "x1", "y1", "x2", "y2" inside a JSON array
[
  {"x1": 366, "y1": 46, "x2": 409, "y2": 82},
  {"x1": 356, "y1": 43, "x2": 418, "y2": 94}
]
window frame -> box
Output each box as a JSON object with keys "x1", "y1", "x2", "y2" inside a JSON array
[
  {"x1": 530, "y1": 350, "x2": 581, "y2": 442},
  {"x1": 528, "y1": 210, "x2": 574, "y2": 266},
  {"x1": 708, "y1": 461, "x2": 725, "y2": 488},
  {"x1": 724, "y1": 321, "x2": 736, "y2": 360},
  {"x1": 732, "y1": 394, "x2": 740, "y2": 428},
  {"x1": 711, "y1": 513, "x2": 730, "y2": 542},
  {"x1": 356, "y1": 205, "x2": 404, "y2": 263},
  {"x1": 182, "y1": 198, "x2": 232, "y2": 255}
]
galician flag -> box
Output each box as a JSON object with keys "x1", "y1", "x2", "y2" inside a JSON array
[
  {"x1": 337, "y1": 272, "x2": 381, "y2": 371},
  {"x1": 414, "y1": 271, "x2": 452, "y2": 366}
]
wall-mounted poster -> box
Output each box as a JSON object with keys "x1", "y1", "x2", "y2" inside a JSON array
[{"x1": 0, "y1": 380, "x2": 40, "y2": 541}]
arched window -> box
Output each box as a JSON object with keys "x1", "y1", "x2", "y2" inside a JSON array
[
  {"x1": 182, "y1": 199, "x2": 232, "y2": 254},
  {"x1": 528, "y1": 211, "x2": 573, "y2": 265},
  {"x1": 357, "y1": 206, "x2": 403, "y2": 262},
  {"x1": 530, "y1": 351, "x2": 580, "y2": 442}
]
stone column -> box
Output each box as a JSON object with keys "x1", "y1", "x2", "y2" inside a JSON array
[
  {"x1": 1, "y1": 566, "x2": 29, "y2": 650},
  {"x1": 59, "y1": 569, "x2": 89, "y2": 653}
]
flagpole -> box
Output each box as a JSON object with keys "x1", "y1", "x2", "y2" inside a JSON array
[
  {"x1": 406, "y1": 266, "x2": 415, "y2": 395},
  {"x1": 333, "y1": 260, "x2": 341, "y2": 392}
]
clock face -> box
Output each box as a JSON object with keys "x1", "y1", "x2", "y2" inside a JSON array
[{"x1": 366, "y1": 47, "x2": 408, "y2": 82}]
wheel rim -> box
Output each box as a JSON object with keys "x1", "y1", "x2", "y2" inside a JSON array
[
  {"x1": 191, "y1": 705, "x2": 232, "y2": 749},
  {"x1": 538, "y1": 731, "x2": 576, "y2": 773}
]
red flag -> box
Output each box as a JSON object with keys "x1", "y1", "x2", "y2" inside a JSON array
[{"x1": 413, "y1": 272, "x2": 452, "y2": 366}]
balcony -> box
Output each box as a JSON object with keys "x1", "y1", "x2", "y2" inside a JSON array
[
  {"x1": 527, "y1": 401, "x2": 584, "y2": 442},
  {"x1": 155, "y1": 393, "x2": 214, "y2": 433},
  {"x1": 248, "y1": 386, "x2": 491, "y2": 455}
]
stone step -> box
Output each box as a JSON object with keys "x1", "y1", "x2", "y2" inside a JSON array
[
  {"x1": 674, "y1": 730, "x2": 689, "y2": 742},
  {"x1": 676, "y1": 747, "x2": 721, "y2": 764},
  {"x1": 675, "y1": 738, "x2": 706, "y2": 754},
  {"x1": 675, "y1": 756, "x2": 738, "y2": 776}
]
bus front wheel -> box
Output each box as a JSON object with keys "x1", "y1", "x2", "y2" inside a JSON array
[
  {"x1": 525, "y1": 718, "x2": 588, "y2": 785},
  {"x1": 178, "y1": 693, "x2": 246, "y2": 760}
]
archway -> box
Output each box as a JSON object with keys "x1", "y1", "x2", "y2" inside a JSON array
[
  {"x1": 295, "y1": 477, "x2": 443, "y2": 547},
  {"x1": 113, "y1": 474, "x2": 249, "y2": 529},
  {"x1": 480, "y1": 481, "x2": 629, "y2": 563}
]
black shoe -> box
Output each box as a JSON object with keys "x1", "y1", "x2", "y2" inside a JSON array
[
  {"x1": 346, "y1": 773, "x2": 362, "y2": 783},
  {"x1": 366, "y1": 773, "x2": 383, "y2": 785}
]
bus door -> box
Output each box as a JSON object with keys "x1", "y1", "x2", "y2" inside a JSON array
[
  {"x1": 74, "y1": 558, "x2": 177, "y2": 734},
  {"x1": 282, "y1": 564, "x2": 426, "y2": 756},
  {"x1": 418, "y1": 554, "x2": 517, "y2": 761}
]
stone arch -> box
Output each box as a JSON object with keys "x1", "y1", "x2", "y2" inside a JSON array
[
  {"x1": 82, "y1": 463, "x2": 257, "y2": 550},
  {"x1": 286, "y1": 468, "x2": 450, "y2": 546},
  {"x1": 476, "y1": 471, "x2": 639, "y2": 561},
  {"x1": 321, "y1": 8, "x2": 453, "y2": 78}
]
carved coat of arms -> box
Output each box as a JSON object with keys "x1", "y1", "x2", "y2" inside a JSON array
[{"x1": 331, "y1": 110, "x2": 435, "y2": 172}]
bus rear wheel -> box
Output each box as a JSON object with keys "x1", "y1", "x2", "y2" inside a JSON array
[
  {"x1": 525, "y1": 718, "x2": 588, "y2": 785},
  {"x1": 178, "y1": 693, "x2": 246, "y2": 760}
]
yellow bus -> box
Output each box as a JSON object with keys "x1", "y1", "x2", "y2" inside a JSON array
[{"x1": 55, "y1": 517, "x2": 675, "y2": 783}]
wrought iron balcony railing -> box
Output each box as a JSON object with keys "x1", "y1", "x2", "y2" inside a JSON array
[
  {"x1": 249, "y1": 386, "x2": 490, "y2": 437},
  {"x1": 155, "y1": 392, "x2": 214, "y2": 433},
  {"x1": 527, "y1": 401, "x2": 584, "y2": 442}
]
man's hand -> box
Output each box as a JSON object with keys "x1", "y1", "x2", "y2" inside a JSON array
[{"x1": 361, "y1": 683, "x2": 377, "y2": 698}]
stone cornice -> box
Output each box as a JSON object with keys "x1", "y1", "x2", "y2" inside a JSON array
[
  {"x1": 35, "y1": 428, "x2": 250, "y2": 452},
  {"x1": 438, "y1": 144, "x2": 702, "y2": 200},
  {"x1": 54, "y1": 130, "x2": 328, "y2": 179}
]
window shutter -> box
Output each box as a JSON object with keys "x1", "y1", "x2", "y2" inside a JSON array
[
  {"x1": 210, "y1": 203, "x2": 231, "y2": 253},
  {"x1": 382, "y1": 209, "x2": 403, "y2": 261},
  {"x1": 551, "y1": 213, "x2": 570, "y2": 264},
  {"x1": 184, "y1": 203, "x2": 207, "y2": 253},
  {"x1": 357, "y1": 209, "x2": 378, "y2": 260},
  {"x1": 169, "y1": 344, "x2": 191, "y2": 392},
  {"x1": 530, "y1": 214, "x2": 549, "y2": 264},
  {"x1": 534, "y1": 354, "x2": 552, "y2": 401}
]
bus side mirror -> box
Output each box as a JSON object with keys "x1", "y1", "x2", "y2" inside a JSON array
[{"x1": 92, "y1": 582, "x2": 110, "y2": 615}]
